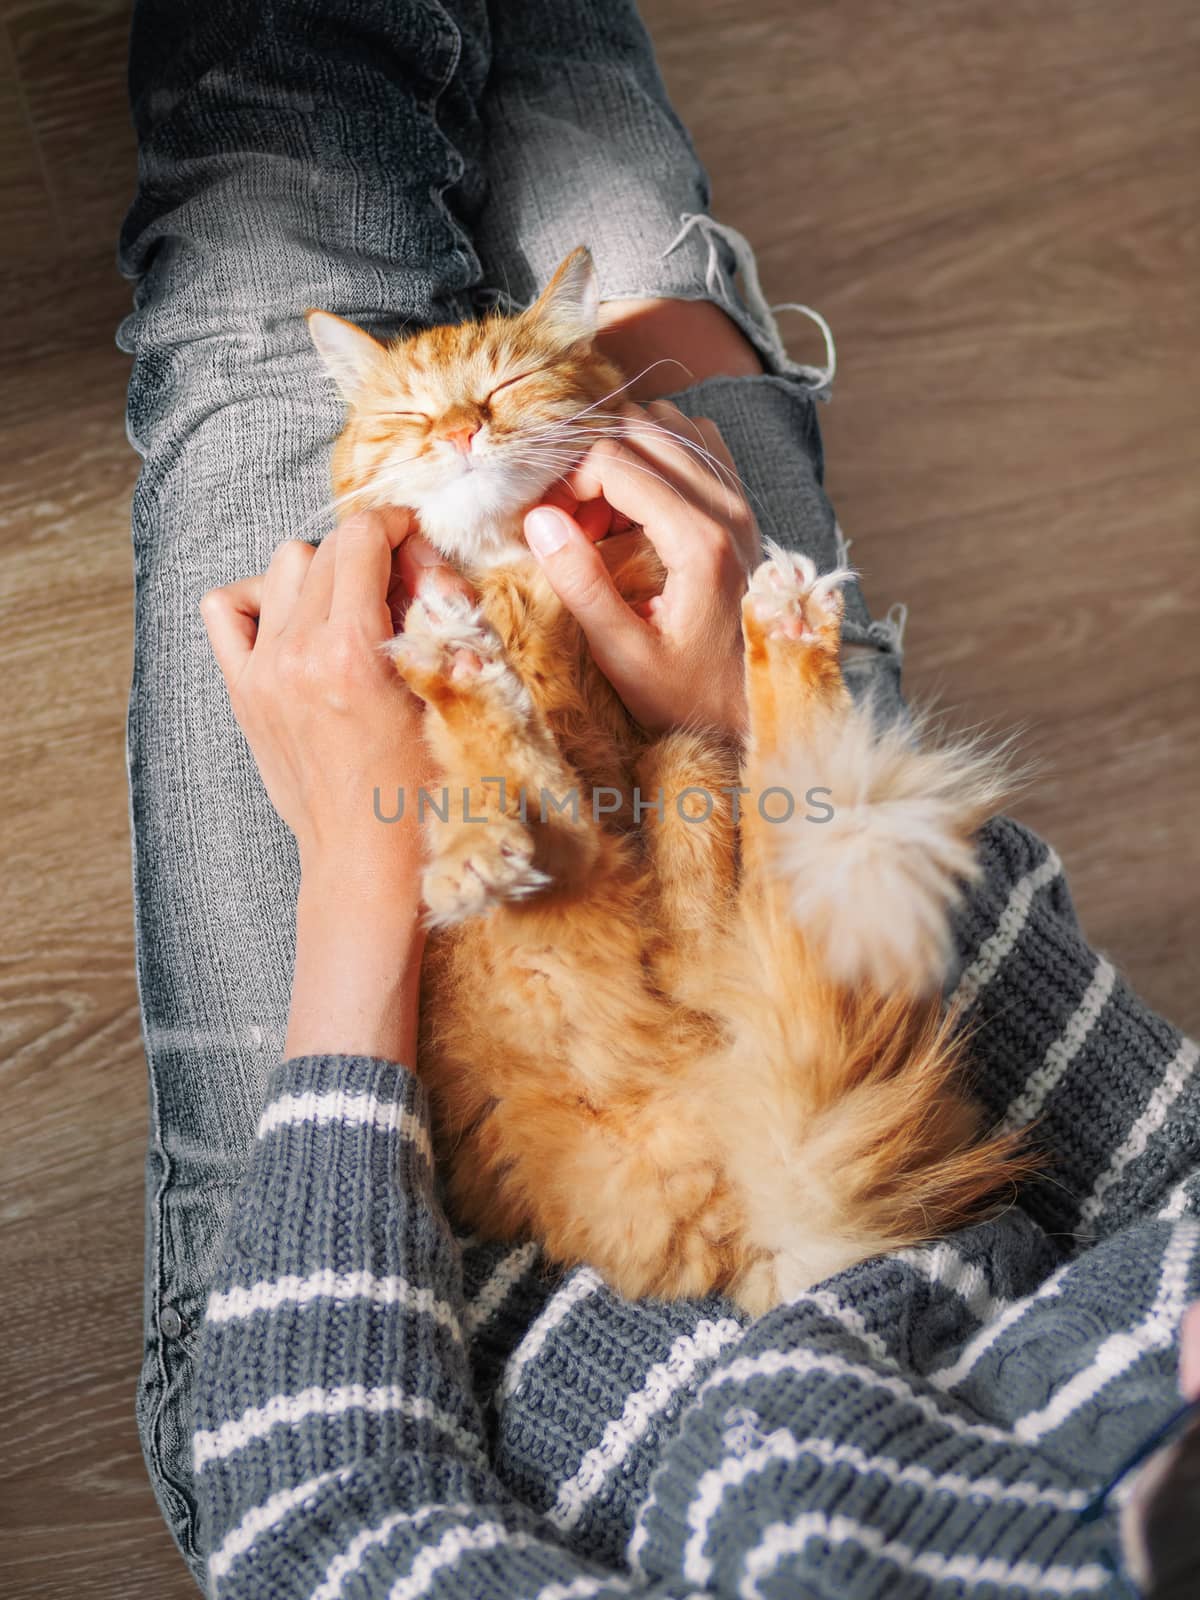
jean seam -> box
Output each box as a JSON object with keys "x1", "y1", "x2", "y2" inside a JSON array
[
  {"x1": 131, "y1": 717, "x2": 201, "y2": 1564},
  {"x1": 421, "y1": 0, "x2": 483, "y2": 317}
]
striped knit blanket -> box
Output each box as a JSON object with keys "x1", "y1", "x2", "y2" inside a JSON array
[{"x1": 196, "y1": 815, "x2": 1200, "y2": 1598}]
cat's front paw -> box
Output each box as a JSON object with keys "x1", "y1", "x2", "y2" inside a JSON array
[
  {"x1": 385, "y1": 591, "x2": 531, "y2": 716},
  {"x1": 744, "y1": 548, "x2": 851, "y2": 647},
  {"x1": 423, "y1": 816, "x2": 551, "y2": 927}
]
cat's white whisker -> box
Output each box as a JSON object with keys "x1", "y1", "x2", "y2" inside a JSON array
[
  {"x1": 522, "y1": 358, "x2": 693, "y2": 438},
  {"x1": 519, "y1": 441, "x2": 698, "y2": 513},
  {"x1": 582, "y1": 411, "x2": 750, "y2": 502},
  {"x1": 518, "y1": 407, "x2": 768, "y2": 534},
  {"x1": 488, "y1": 421, "x2": 729, "y2": 519},
  {"x1": 283, "y1": 487, "x2": 377, "y2": 542},
  {"x1": 605, "y1": 417, "x2": 744, "y2": 498}
]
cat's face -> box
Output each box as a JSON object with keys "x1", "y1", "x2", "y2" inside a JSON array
[{"x1": 307, "y1": 248, "x2": 622, "y2": 569}]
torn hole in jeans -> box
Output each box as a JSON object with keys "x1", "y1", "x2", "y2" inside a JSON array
[
  {"x1": 475, "y1": 212, "x2": 837, "y2": 401},
  {"x1": 661, "y1": 213, "x2": 836, "y2": 399}
]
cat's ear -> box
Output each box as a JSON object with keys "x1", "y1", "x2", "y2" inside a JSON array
[
  {"x1": 305, "y1": 310, "x2": 385, "y2": 405},
  {"x1": 527, "y1": 247, "x2": 599, "y2": 346}
]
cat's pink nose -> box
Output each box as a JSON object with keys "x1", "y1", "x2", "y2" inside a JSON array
[{"x1": 442, "y1": 427, "x2": 478, "y2": 456}]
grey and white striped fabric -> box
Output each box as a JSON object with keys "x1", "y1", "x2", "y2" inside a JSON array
[{"x1": 194, "y1": 815, "x2": 1200, "y2": 1598}]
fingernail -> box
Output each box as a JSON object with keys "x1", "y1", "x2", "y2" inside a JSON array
[
  {"x1": 407, "y1": 536, "x2": 443, "y2": 566},
  {"x1": 525, "y1": 506, "x2": 570, "y2": 557}
]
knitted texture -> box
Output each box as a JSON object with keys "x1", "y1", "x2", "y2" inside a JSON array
[{"x1": 193, "y1": 816, "x2": 1200, "y2": 1598}]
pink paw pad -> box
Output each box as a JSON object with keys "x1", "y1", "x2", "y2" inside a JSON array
[{"x1": 746, "y1": 553, "x2": 853, "y2": 642}]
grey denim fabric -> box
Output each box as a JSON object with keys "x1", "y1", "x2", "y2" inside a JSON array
[{"x1": 115, "y1": 0, "x2": 899, "y2": 1578}]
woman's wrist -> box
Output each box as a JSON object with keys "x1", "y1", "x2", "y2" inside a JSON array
[{"x1": 285, "y1": 849, "x2": 426, "y2": 1063}]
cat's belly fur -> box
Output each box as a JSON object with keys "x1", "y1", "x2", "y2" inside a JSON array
[
  {"x1": 415, "y1": 545, "x2": 759, "y2": 1300},
  {"x1": 398, "y1": 546, "x2": 1024, "y2": 1316}
]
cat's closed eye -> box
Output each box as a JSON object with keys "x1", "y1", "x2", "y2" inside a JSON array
[
  {"x1": 374, "y1": 369, "x2": 541, "y2": 422},
  {"x1": 486, "y1": 368, "x2": 546, "y2": 401}
]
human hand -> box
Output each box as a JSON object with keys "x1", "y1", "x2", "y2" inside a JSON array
[
  {"x1": 201, "y1": 510, "x2": 474, "y2": 1060},
  {"x1": 522, "y1": 400, "x2": 760, "y2": 737},
  {"x1": 200, "y1": 509, "x2": 470, "y2": 886}
]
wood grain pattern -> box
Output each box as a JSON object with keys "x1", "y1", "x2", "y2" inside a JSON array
[
  {"x1": 0, "y1": 2, "x2": 1196, "y2": 1594},
  {"x1": 645, "y1": 0, "x2": 1200, "y2": 1028}
]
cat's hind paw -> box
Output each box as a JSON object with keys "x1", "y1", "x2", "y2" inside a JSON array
[
  {"x1": 422, "y1": 816, "x2": 551, "y2": 928},
  {"x1": 744, "y1": 547, "x2": 852, "y2": 647}
]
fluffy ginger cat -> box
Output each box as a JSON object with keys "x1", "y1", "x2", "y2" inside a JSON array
[{"x1": 306, "y1": 248, "x2": 1029, "y2": 1314}]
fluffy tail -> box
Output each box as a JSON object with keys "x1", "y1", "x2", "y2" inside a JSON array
[
  {"x1": 762, "y1": 700, "x2": 1014, "y2": 996},
  {"x1": 721, "y1": 979, "x2": 1038, "y2": 1309}
]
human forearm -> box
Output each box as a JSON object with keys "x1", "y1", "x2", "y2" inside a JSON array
[
  {"x1": 285, "y1": 852, "x2": 425, "y2": 1062},
  {"x1": 193, "y1": 1053, "x2": 486, "y2": 1589},
  {"x1": 200, "y1": 511, "x2": 458, "y2": 1064}
]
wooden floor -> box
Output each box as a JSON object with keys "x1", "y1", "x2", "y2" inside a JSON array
[{"x1": 0, "y1": 2, "x2": 1196, "y2": 1593}]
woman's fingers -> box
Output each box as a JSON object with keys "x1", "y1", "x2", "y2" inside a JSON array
[
  {"x1": 537, "y1": 480, "x2": 579, "y2": 515},
  {"x1": 200, "y1": 575, "x2": 263, "y2": 688},
  {"x1": 563, "y1": 403, "x2": 753, "y2": 579},
  {"x1": 636, "y1": 403, "x2": 760, "y2": 573},
  {"x1": 275, "y1": 509, "x2": 410, "y2": 632},
  {"x1": 524, "y1": 505, "x2": 649, "y2": 670},
  {"x1": 393, "y1": 532, "x2": 476, "y2": 613},
  {"x1": 259, "y1": 539, "x2": 316, "y2": 634},
  {"x1": 631, "y1": 402, "x2": 757, "y2": 555},
  {"x1": 625, "y1": 400, "x2": 734, "y2": 498},
  {"x1": 690, "y1": 415, "x2": 761, "y2": 566},
  {"x1": 561, "y1": 434, "x2": 709, "y2": 570},
  {"x1": 542, "y1": 478, "x2": 620, "y2": 544},
  {"x1": 575, "y1": 497, "x2": 616, "y2": 542},
  {"x1": 329, "y1": 508, "x2": 410, "y2": 626}
]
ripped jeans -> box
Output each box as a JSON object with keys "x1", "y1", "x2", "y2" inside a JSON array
[{"x1": 115, "y1": 0, "x2": 903, "y2": 1580}]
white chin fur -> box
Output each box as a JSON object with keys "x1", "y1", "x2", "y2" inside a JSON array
[{"x1": 406, "y1": 462, "x2": 556, "y2": 569}]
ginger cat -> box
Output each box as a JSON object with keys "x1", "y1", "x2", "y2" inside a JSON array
[{"x1": 306, "y1": 249, "x2": 1028, "y2": 1315}]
